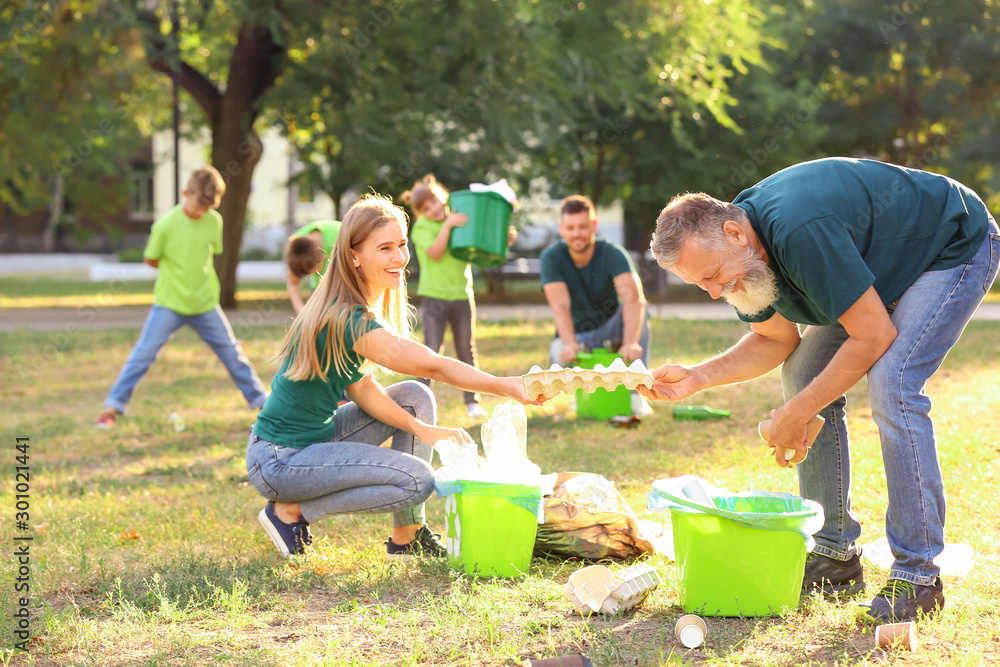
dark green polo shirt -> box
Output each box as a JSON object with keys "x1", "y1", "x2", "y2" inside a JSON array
[
  {"x1": 539, "y1": 239, "x2": 635, "y2": 333},
  {"x1": 253, "y1": 306, "x2": 381, "y2": 448},
  {"x1": 732, "y1": 157, "x2": 989, "y2": 326}
]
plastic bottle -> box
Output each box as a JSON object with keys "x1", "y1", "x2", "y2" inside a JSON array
[
  {"x1": 167, "y1": 412, "x2": 186, "y2": 432},
  {"x1": 672, "y1": 405, "x2": 730, "y2": 420}
]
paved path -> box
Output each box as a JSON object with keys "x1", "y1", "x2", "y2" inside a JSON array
[{"x1": 3, "y1": 302, "x2": 999, "y2": 333}]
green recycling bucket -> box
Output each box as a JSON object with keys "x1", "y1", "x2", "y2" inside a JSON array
[
  {"x1": 670, "y1": 503, "x2": 808, "y2": 616},
  {"x1": 443, "y1": 481, "x2": 540, "y2": 578},
  {"x1": 448, "y1": 190, "x2": 513, "y2": 267},
  {"x1": 575, "y1": 348, "x2": 631, "y2": 420}
]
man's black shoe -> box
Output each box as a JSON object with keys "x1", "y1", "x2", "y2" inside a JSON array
[
  {"x1": 862, "y1": 577, "x2": 944, "y2": 623},
  {"x1": 802, "y1": 552, "x2": 866, "y2": 597}
]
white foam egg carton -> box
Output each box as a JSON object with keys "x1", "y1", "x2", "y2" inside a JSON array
[
  {"x1": 522, "y1": 358, "x2": 654, "y2": 399},
  {"x1": 564, "y1": 562, "x2": 661, "y2": 616}
]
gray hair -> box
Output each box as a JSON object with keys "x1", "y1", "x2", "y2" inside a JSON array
[{"x1": 649, "y1": 193, "x2": 748, "y2": 268}]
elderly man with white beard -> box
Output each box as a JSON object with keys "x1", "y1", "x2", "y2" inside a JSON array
[{"x1": 643, "y1": 157, "x2": 999, "y2": 624}]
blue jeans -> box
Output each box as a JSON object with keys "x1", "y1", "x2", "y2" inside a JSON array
[
  {"x1": 549, "y1": 304, "x2": 651, "y2": 366},
  {"x1": 104, "y1": 304, "x2": 267, "y2": 413},
  {"x1": 784, "y1": 219, "x2": 1000, "y2": 586},
  {"x1": 245, "y1": 381, "x2": 436, "y2": 528}
]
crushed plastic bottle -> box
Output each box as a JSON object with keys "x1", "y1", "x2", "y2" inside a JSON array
[
  {"x1": 167, "y1": 412, "x2": 186, "y2": 432},
  {"x1": 556, "y1": 473, "x2": 621, "y2": 512},
  {"x1": 436, "y1": 437, "x2": 484, "y2": 473},
  {"x1": 482, "y1": 402, "x2": 527, "y2": 463},
  {"x1": 434, "y1": 402, "x2": 548, "y2": 489}
]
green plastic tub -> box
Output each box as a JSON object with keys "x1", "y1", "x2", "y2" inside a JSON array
[
  {"x1": 575, "y1": 348, "x2": 631, "y2": 420},
  {"x1": 447, "y1": 190, "x2": 513, "y2": 267},
  {"x1": 670, "y1": 504, "x2": 808, "y2": 616},
  {"x1": 443, "y1": 481, "x2": 540, "y2": 578}
]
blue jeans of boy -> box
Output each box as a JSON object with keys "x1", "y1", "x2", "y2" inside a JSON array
[
  {"x1": 548, "y1": 304, "x2": 651, "y2": 366},
  {"x1": 245, "y1": 381, "x2": 436, "y2": 528},
  {"x1": 104, "y1": 304, "x2": 267, "y2": 413},
  {"x1": 783, "y1": 219, "x2": 1000, "y2": 586}
]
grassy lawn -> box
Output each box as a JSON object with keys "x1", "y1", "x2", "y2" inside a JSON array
[{"x1": 1, "y1": 316, "x2": 999, "y2": 666}]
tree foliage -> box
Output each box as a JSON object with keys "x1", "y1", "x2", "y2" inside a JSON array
[
  {"x1": 0, "y1": 1, "x2": 160, "y2": 247},
  {"x1": 798, "y1": 0, "x2": 1000, "y2": 209}
]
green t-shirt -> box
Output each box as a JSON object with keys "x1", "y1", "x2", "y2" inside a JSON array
[
  {"x1": 732, "y1": 157, "x2": 990, "y2": 326},
  {"x1": 294, "y1": 220, "x2": 341, "y2": 290},
  {"x1": 253, "y1": 306, "x2": 382, "y2": 448},
  {"x1": 143, "y1": 205, "x2": 222, "y2": 315},
  {"x1": 539, "y1": 238, "x2": 635, "y2": 333},
  {"x1": 409, "y1": 216, "x2": 474, "y2": 301}
]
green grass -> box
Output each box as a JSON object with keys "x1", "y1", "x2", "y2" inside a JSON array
[{"x1": 1, "y1": 317, "x2": 999, "y2": 665}]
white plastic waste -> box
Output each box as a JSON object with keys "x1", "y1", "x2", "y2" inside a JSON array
[
  {"x1": 435, "y1": 438, "x2": 484, "y2": 472},
  {"x1": 564, "y1": 562, "x2": 661, "y2": 615},
  {"x1": 168, "y1": 412, "x2": 186, "y2": 432},
  {"x1": 556, "y1": 473, "x2": 621, "y2": 512},
  {"x1": 469, "y1": 178, "x2": 518, "y2": 205},
  {"x1": 861, "y1": 536, "x2": 976, "y2": 577},
  {"x1": 637, "y1": 518, "x2": 675, "y2": 561},
  {"x1": 433, "y1": 403, "x2": 553, "y2": 494}
]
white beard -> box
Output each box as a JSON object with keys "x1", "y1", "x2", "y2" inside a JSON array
[{"x1": 721, "y1": 248, "x2": 779, "y2": 316}]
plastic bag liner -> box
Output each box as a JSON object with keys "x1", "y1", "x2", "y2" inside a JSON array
[
  {"x1": 534, "y1": 472, "x2": 657, "y2": 561},
  {"x1": 648, "y1": 475, "x2": 824, "y2": 548},
  {"x1": 435, "y1": 480, "x2": 548, "y2": 523}
]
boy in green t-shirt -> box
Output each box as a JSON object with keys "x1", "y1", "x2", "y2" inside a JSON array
[
  {"x1": 284, "y1": 220, "x2": 341, "y2": 313},
  {"x1": 96, "y1": 166, "x2": 268, "y2": 428}
]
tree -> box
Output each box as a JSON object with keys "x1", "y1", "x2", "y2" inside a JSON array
[
  {"x1": 514, "y1": 0, "x2": 782, "y2": 250},
  {"x1": 797, "y1": 0, "x2": 1000, "y2": 209},
  {"x1": 135, "y1": 1, "x2": 306, "y2": 307},
  {"x1": 273, "y1": 0, "x2": 559, "y2": 215},
  {"x1": 1, "y1": 2, "x2": 158, "y2": 251}
]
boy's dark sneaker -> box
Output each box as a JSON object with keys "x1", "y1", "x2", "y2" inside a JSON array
[
  {"x1": 862, "y1": 577, "x2": 945, "y2": 623},
  {"x1": 386, "y1": 525, "x2": 447, "y2": 561},
  {"x1": 257, "y1": 502, "x2": 312, "y2": 558},
  {"x1": 802, "y1": 552, "x2": 866, "y2": 597}
]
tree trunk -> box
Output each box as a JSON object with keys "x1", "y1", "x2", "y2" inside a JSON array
[
  {"x1": 141, "y1": 13, "x2": 285, "y2": 310},
  {"x1": 212, "y1": 124, "x2": 263, "y2": 309},
  {"x1": 41, "y1": 175, "x2": 64, "y2": 253}
]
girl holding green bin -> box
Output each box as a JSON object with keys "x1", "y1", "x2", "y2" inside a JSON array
[
  {"x1": 401, "y1": 174, "x2": 517, "y2": 419},
  {"x1": 247, "y1": 194, "x2": 540, "y2": 560}
]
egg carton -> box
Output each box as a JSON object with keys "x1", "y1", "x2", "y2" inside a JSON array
[
  {"x1": 522, "y1": 358, "x2": 654, "y2": 399},
  {"x1": 564, "y1": 562, "x2": 661, "y2": 616}
]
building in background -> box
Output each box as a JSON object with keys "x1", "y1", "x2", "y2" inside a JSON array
[{"x1": 1, "y1": 127, "x2": 625, "y2": 256}]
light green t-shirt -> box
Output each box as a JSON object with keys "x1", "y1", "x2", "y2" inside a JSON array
[
  {"x1": 294, "y1": 220, "x2": 341, "y2": 290},
  {"x1": 253, "y1": 306, "x2": 382, "y2": 448},
  {"x1": 143, "y1": 205, "x2": 222, "y2": 315},
  {"x1": 409, "y1": 216, "x2": 474, "y2": 301}
]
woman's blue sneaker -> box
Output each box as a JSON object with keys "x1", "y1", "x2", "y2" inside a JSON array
[{"x1": 257, "y1": 502, "x2": 312, "y2": 558}]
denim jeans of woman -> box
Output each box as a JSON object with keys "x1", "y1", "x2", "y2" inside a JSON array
[
  {"x1": 783, "y1": 218, "x2": 1000, "y2": 586},
  {"x1": 246, "y1": 381, "x2": 437, "y2": 528}
]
